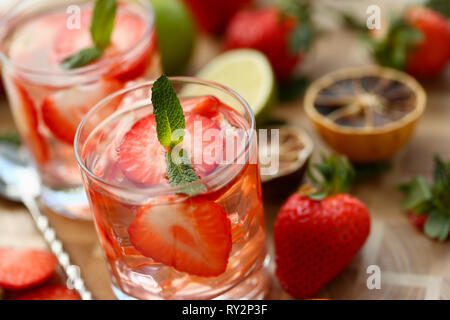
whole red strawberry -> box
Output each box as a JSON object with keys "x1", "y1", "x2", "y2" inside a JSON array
[
  {"x1": 405, "y1": 6, "x2": 450, "y2": 78},
  {"x1": 274, "y1": 155, "x2": 371, "y2": 299},
  {"x1": 182, "y1": 0, "x2": 253, "y2": 34},
  {"x1": 370, "y1": 5, "x2": 450, "y2": 78},
  {"x1": 224, "y1": 2, "x2": 313, "y2": 82}
]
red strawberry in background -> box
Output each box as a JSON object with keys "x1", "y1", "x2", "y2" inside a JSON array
[
  {"x1": 274, "y1": 155, "x2": 371, "y2": 299},
  {"x1": 405, "y1": 6, "x2": 450, "y2": 78},
  {"x1": 0, "y1": 248, "x2": 57, "y2": 290},
  {"x1": 370, "y1": 5, "x2": 450, "y2": 78},
  {"x1": 182, "y1": 0, "x2": 253, "y2": 34},
  {"x1": 407, "y1": 211, "x2": 428, "y2": 231},
  {"x1": 224, "y1": 1, "x2": 314, "y2": 82}
]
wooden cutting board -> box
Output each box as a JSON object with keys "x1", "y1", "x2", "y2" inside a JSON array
[{"x1": 1, "y1": 0, "x2": 449, "y2": 300}]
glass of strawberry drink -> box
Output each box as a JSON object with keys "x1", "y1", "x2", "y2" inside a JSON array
[
  {"x1": 75, "y1": 77, "x2": 269, "y2": 299},
  {"x1": 0, "y1": 0, "x2": 161, "y2": 219}
]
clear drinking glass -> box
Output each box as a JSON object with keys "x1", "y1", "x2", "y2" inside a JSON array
[
  {"x1": 0, "y1": 0, "x2": 161, "y2": 219},
  {"x1": 75, "y1": 78, "x2": 269, "y2": 299}
]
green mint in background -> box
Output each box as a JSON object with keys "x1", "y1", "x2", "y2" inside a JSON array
[
  {"x1": 62, "y1": 0, "x2": 117, "y2": 69},
  {"x1": 151, "y1": 75, "x2": 206, "y2": 196},
  {"x1": 61, "y1": 47, "x2": 103, "y2": 69}
]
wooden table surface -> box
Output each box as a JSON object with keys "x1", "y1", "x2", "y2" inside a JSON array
[{"x1": 1, "y1": 1, "x2": 449, "y2": 300}]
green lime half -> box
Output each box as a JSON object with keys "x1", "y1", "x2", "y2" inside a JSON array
[
  {"x1": 182, "y1": 49, "x2": 277, "y2": 124},
  {"x1": 150, "y1": 0, "x2": 195, "y2": 75}
]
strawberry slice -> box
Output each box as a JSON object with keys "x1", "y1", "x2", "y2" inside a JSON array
[
  {"x1": 6, "y1": 80, "x2": 49, "y2": 165},
  {"x1": 184, "y1": 113, "x2": 224, "y2": 177},
  {"x1": 128, "y1": 198, "x2": 232, "y2": 277},
  {"x1": 117, "y1": 115, "x2": 167, "y2": 186},
  {"x1": 52, "y1": 9, "x2": 148, "y2": 67},
  {"x1": 0, "y1": 248, "x2": 57, "y2": 290},
  {"x1": 41, "y1": 79, "x2": 122, "y2": 145},
  {"x1": 117, "y1": 113, "x2": 223, "y2": 186},
  {"x1": 181, "y1": 96, "x2": 220, "y2": 117},
  {"x1": 8, "y1": 12, "x2": 66, "y2": 68},
  {"x1": 15, "y1": 285, "x2": 81, "y2": 300}
]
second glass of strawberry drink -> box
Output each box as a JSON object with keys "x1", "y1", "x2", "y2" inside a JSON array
[
  {"x1": 75, "y1": 76, "x2": 269, "y2": 299},
  {"x1": 0, "y1": 0, "x2": 161, "y2": 219}
]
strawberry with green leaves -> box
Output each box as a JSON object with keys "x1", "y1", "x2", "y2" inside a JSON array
[
  {"x1": 398, "y1": 156, "x2": 450, "y2": 241},
  {"x1": 274, "y1": 155, "x2": 371, "y2": 299},
  {"x1": 224, "y1": 0, "x2": 314, "y2": 82},
  {"x1": 369, "y1": 5, "x2": 450, "y2": 78}
]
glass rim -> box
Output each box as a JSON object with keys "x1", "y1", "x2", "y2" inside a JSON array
[
  {"x1": 0, "y1": 0, "x2": 154, "y2": 77},
  {"x1": 74, "y1": 76, "x2": 257, "y2": 197}
]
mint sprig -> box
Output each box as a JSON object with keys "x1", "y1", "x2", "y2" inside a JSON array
[
  {"x1": 398, "y1": 156, "x2": 450, "y2": 241},
  {"x1": 62, "y1": 0, "x2": 117, "y2": 69},
  {"x1": 151, "y1": 75, "x2": 206, "y2": 196}
]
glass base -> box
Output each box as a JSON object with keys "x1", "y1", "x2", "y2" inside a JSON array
[
  {"x1": 39, "y1": 185, "x2": 91, "y2": 220},
  {"x1": 112, "y1": 255, "x2": 271, "y2": 300}
]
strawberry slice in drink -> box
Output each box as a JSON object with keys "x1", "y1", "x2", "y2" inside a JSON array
[
  {"x1": 128, "y1": 198, "x2": 232, "y2": 277},
  {"x1": 180, "y1": 96, "x2": 220, "y2": 118},
  {"x1": 117, "y1": 111, "x2": 224, "y2": 186},
  {"x1": 41, "y1": 79, "x2": 122, "y2": 145},
  {"x1": 116, "y1": 115, "x2": 167, "y2": 185},
  {"x1": 52, "y1": 8, "x2": 150, "y2": 80},
  {"x1": 6, "y1": 79, "x2": 49, "y2": 165}
]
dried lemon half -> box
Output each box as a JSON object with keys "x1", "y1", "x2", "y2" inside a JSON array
[{"x1": 304, "y1": 66, "x2": 426, "y2": 163}]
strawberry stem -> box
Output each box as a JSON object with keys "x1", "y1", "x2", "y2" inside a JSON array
[
  {"x1": 398, "y1": 155, "x2": 450, "y2": 241},
  {"x1": 306, "y1": 153, "x2": 356, "y2": 200}
]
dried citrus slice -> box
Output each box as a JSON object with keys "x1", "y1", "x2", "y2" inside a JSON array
[
  {"x1": 304, "y1": 66, "x2": 426, "y2": 163},
  {"x1": 259, "y1": 126, "x2": 313, "y2": 198}
]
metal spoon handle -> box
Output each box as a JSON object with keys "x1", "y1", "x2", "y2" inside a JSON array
[{"x1": 21, "y1": 196, "x2": 93, "y2": 300}]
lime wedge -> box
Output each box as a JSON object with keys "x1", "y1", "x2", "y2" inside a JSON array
[{"x1": 182, "y1": 49, "x2": 277, "y2": 124}]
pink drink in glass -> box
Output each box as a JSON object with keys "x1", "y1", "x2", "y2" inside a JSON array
[
  {"x1": 75, "y1": 79, "x2": 269, "y2": 299},
  {"x1": 0, "y1": 0, "x2": 161, "y2": 219}
]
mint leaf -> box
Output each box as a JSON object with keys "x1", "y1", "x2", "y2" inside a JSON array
[
  {"x1": 91, "y1": 0, "x2": 117, "y2": 49},
  {"x1": 151, "y1": 75, "x2": 185, "y2": 148},
  {"x1": 166, "y1": 148, "x2": 206, "y2": 196},
  {"x1": 61, "y1": 0, "x2": 116, "y2": 69},
  {"x1": 424, "y1": 211, "x2": 450, "y2": 241},
  {"x1": 61, "y1": 47, "x2": 103, "y2": 70}
]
